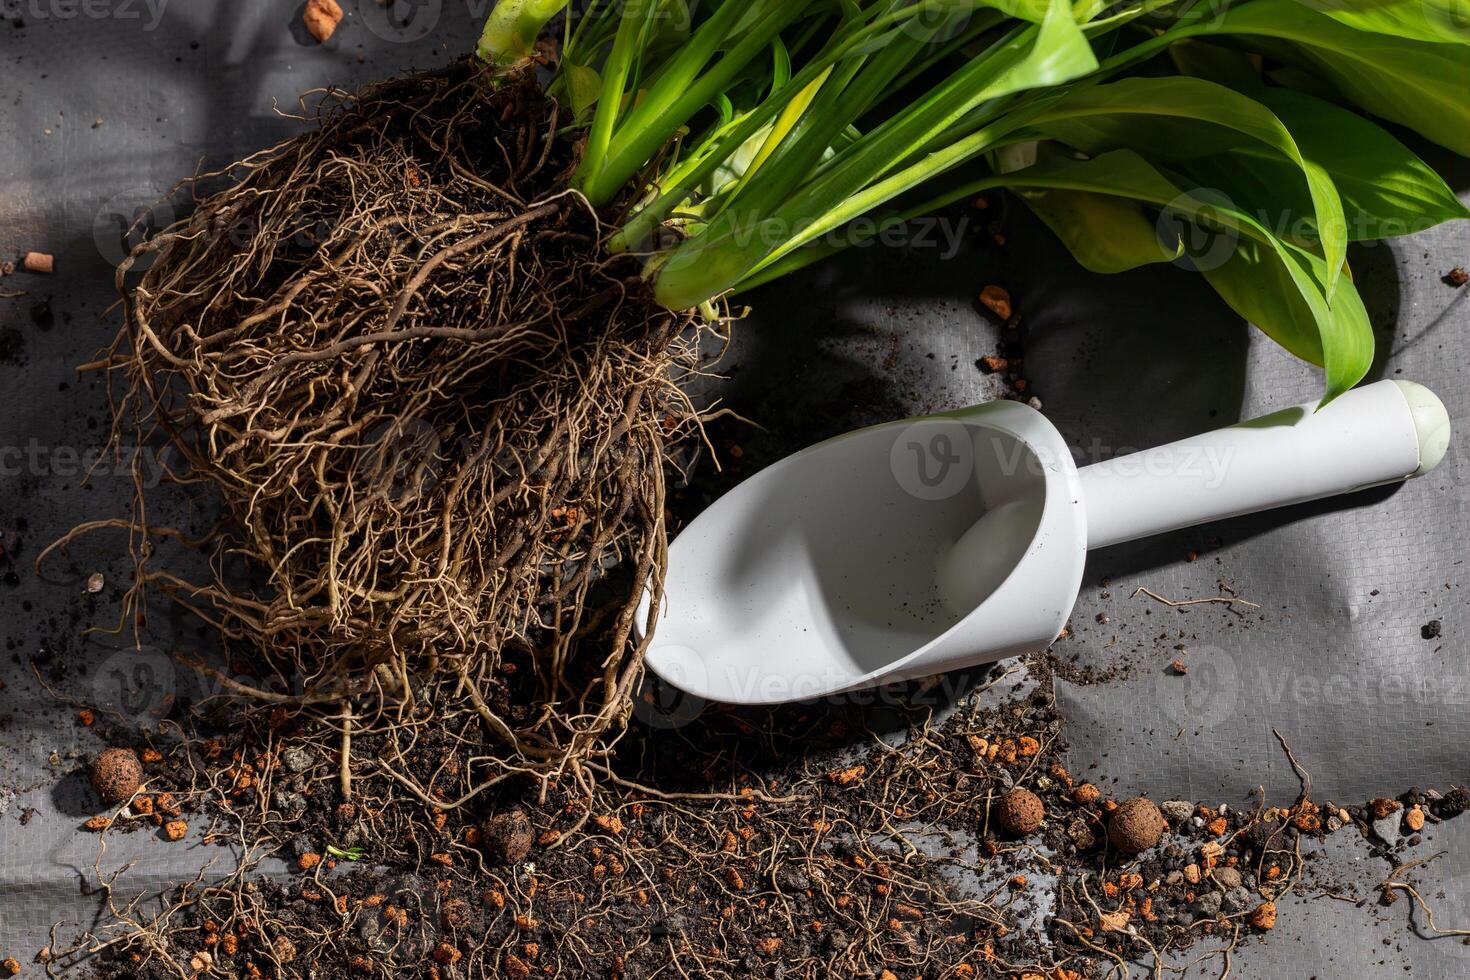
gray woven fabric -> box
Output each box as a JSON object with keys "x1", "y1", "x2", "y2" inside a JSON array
[{"x1": 2, "y1": 4, "x2": 1466, "y2": 975}]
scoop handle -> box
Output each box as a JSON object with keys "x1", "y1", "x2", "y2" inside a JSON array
[{"x1": 1078, "y1": 380, "x2": 1451, "y2": 551}]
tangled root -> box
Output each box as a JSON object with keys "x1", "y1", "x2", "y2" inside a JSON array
[{"x1": 78, "y1": 62, "x2": 707, "y2": 784}]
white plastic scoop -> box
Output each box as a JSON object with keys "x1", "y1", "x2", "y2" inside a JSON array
[{"x1": 642, "y1": 380, "x2": 1451, "y2": 705}]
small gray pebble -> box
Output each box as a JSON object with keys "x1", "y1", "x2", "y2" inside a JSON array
[
  {"x1": 1372, "y1": 813, "x2": 1402, "y2": 844},
  {"x1": 282, "y1": 746, "x2": 315, "y2": 773},
  {"x1": 1222, "y1": 886, "x2": 1253, "y2": 913},
  {"x1": 1160, "y1": 800, "x2": 1194, "y2": 823},
  {"x1": 1193, "y1": 891, "x2": 1223, "y2": 919},
  {"x1": 1213, "y1": 866, "x2": 1243, "y2": 890}
]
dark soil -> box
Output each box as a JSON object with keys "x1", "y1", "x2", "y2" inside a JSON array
[{"x1": 54, "y1": 658, "x2": 1468, "y2": 980}]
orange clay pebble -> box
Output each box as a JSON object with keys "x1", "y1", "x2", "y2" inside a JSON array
[
  {"x1": 757, "y1": 938, "x2": 783, "y2": 956},
  {"x1": 1405, "y1": 806, "x2": 1426, "y2": 832},
  {"x1": 828, "y1": 765, "x2": 866, "y2": 787},
  {"x1": 22, "y1": 251, "x2": 53, "y2": 274},
  {"x1": 979, "y1": 284, "x2": 1012, "y2": 320},
  {"x1": 1249, "y1": 902, "x2": 1277, "y2": 930},
  {"x1": 78, "y1": 709, "x2": 95, "y2": 727},
  {"x1": 725, "y1": 867, "x2": 745, "y2": 890},
  {"x1": 297, "y1": 853, "x2": 321, "y2": 871},
  {"x1": 592, "y1": 814, "x2": 624, "y2": 834},
  {"x1": 1072, "y1": 783, "x2": 1101, "y2": 805},
  {"x1": 163, "y1": 819, "x2": 188, "y2": 841},
  {"x1": 1371, "y1": 797, "x2": 1401, "y2": 819},
  {"x1": 302, "y1": 0, "x2": 342, "y2": 43}
]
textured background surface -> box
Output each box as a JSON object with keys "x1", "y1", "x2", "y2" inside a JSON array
[{"x1": 1, "y1": 1, "x2": 1467, "y2": 975}]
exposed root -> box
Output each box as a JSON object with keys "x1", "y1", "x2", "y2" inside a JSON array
[{"x1": 59, "y1": 61, "x2": 713, "y2": 792}]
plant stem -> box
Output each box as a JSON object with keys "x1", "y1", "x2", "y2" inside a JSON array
[
  {"x1": 577, "y1": 0, "x2": 814, "y2": 206},
  {"x1": 477, "y1": 0, "x2": 569, "y2": 67}
]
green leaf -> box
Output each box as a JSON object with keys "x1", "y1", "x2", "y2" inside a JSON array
[
  {"x1": 980, "y1": 149, "x2": 1374, "y2": 400},
  {"x1": 980, "y1": 0, "x2": 1052, "y2": 22},
  {"x1": 1184, "y1": 87, "x2": 1470, "y2": 242},
  {"x1": 1030, "y1": 75, "x2": 1348, "y2": 297},
  {"x1": 980, "y1": 0, "x2": 1099, "y2": 100},
  {"x1": 654, "y1": 0, "x2": 1100, "y2": 309},
  {"x1": 326, "y1": 844, "x2": 366, "y2": 862},
  {"x1": 1201, "y1": 240, "x2": 1373, "y2": 405},
  {"x1": 1167, "y1": 38, "x2": 1264, "y2": 91},
  {"x1": 1018, "y1": 185, "x2": 1183, "y2": 272},
  {"x1": 1204, "y1": 0, "x2": 1470, "y2": 155},
  {"x1": 1310, "y1": 0, "x2": 1470, "y2": 44},
  {"x1": 565, "y1": 63, "x2": 604, "y2": 118}
]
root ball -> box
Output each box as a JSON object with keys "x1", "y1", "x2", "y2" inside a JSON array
[{"x1": 95, "y1": 62, "x2": 709, "y2": 786}]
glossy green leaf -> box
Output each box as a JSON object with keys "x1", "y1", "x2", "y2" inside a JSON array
[
  {"x1": 979, "y1": 149, "x2": 1374, "y2": 400},
  {"x1": 1201, "y1": 239, "x2": 1373, "y2": 403},
  {"x1": 1184, "y1": 87, "x2": 1470, "y2": 242},
  {"x1": 981, "y1": 0, "x2": 1052, "y2": 22},
  {"x1": 980, "y1": 0, "x2": 1098, "y2": 100},
  {"x1": 1030, "y1": 75, "x2": 1348, "y2": 297},
  {"x1": 565, "y1": 63, "x2": 604, "y2": 118},
  {"x1": 655, "y1": 0, "x2": 1100, "y2": 308},
  {"x1": 1204, "y1": 0, "x2": 1470, "y2": 155},
  {"x1": 1013, "y1": 185, "x2": 1182, "y2": 273},
  {"x1": 1310, "y1": 0, "x2": 1470, "y2": 44}
]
